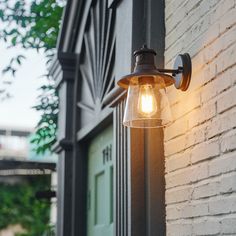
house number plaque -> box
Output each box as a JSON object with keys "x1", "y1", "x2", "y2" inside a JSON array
[{"x1": 103, "y1": 144, "x2": 112, "y2": 164}]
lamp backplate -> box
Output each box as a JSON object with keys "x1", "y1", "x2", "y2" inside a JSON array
[{"x1": 173, "y1": 53, "x2": 192, "y2": 91}]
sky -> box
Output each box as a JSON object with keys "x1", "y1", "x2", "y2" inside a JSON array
[{"x1": 0, "y1": 44, "x2": 47, "y2": 130}]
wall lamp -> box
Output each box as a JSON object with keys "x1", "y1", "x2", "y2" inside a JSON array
[{"x1": 117, "y1": 45, "x2": 192, "y2": 128}]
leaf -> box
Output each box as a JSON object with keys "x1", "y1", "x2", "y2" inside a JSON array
[
  {"x1": 0, "y1": 9, "x2": 4, "y2": 19},
  {"x1": 12, "y1": 68, "x2": 16, "y2": 76},
  {"x1": 16, "y1": 55, "x2": 25, "y2": 64},
  {"x1": 11, "y1": 36, "x2": 17, "y2": 45},
  {"x1": 2, "y1": 66, "x2": 11, "y2": 74}
]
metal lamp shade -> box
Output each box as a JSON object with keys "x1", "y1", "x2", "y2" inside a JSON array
[{"x1": 123, "y1": 76, "x2": 172, "y2": 128}]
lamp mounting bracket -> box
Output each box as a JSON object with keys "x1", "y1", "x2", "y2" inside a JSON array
[{"x1": 158, "y1": 53, "x2": 191, "y2": 91}]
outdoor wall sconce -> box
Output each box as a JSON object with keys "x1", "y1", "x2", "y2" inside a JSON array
[{"x1": 117, "y1": 45, "x2": 192, "y2": 128}]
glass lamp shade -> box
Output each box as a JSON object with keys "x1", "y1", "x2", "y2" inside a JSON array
[{"x1": 123, "y1": 76, "x2": 172, "y2": 128}]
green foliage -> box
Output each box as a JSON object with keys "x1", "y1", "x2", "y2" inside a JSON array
[
  {"x1": 31, "y1": 82, "x2": 59, "y2": 154},
  {"x1": 0, "y1": 176, "x2": 52, "y2": 236},
  {"x1": 0, "y1": 0, "x2": 65, "y2": 153},
  {"x1": 0, "y1": 0, "x2": 63, "y2": 52}
]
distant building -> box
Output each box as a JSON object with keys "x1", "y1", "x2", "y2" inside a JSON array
[
  {"x1": 0, "y1": 126, "x2": 57, "y2": 164},
  {"x1": 0, "y1": 126, "x2": 57, "y2": 232},
  {"x1": 0, "y1": 126, "x2": 31, "y2": 161}
]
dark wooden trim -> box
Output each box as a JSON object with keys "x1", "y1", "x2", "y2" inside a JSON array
[
  {"x1": 71, "y1": 54, "x2": 87, "y2": 236},
  {"x1": 56, "y1": 0, "x2": 73, "y2": 50},
  {"x1": 108, "y1": 88, "x2": 127, "y2": 108},
  {"x1": 114, "y1": 0, "x2": 166, "y2": 235},
  {"x1": 145, "y1": 129, "x2": 166, "y2": 236},
  {"x1": 131, "y1": 0, "x2": 147, "y2": 54},
  {"x1": 58, "y1": 0, "x2": 121, "y2": 53},
  {"x1": 71, "y1": 141, "x2": 88, "y2": 236},
  {"x1": 102, "y1": 87, "x2": 124, "y2": 107},
  {"x1": 57, "y1": 0, "x2": 84, "y2": 52},
  {"x1": 56, "y1": 152, "x2": 73, "y2": 236},
  {"x1": 49, "y1": 52, "x2": 78, "y2": 89},
  {"x1": 59, "y1": 139, "x2": 73, "y2": 151},
  {"x1": 69, "y1": 0, "x2": 91, "y2": 53},
  {"x1": 145, "y1": 1, "x2": 166, "y2": 235},
  {"x1": 76, "y1": 107, "x2": 113, "y2": 142},
  {"x1": 108, "y1": 0, "x2": 121, "y2": 8},
  {"x1": 49, "y1": 51, "x2": 78, "y2": 236},
  {"x1": 129, "y1": 127, "x2": 146, "y2": 236},
  {"x1": 114, "y1": 100, "x2": 130, "y2": 236},
  {"x1": 146, "y1": 0, "x2": 165, "y2": 69},
  {"x1": 52, "y1": 139, "x2": 74, "y2": 153}
]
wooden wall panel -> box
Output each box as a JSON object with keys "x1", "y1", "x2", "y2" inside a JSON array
[
  {"x1": 52, "y1": 0, "x2": 167, "y2": 235},
  {"x1": 114, "y1": 100, "x2": 148, "y2": 236},
  {"x1": 114, "y1": 100, "x2": 129, "y2": 236},
  {"x1": 114, "y1": 100, "x2": 166, "y2": 236},
  {"x1": 77, "y1": 0, "x2": 116, "y2": 131}
]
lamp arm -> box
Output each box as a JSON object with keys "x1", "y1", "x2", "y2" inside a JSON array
[{"x1": 157, "y1": 67, "x2": 183, "y2": 76}]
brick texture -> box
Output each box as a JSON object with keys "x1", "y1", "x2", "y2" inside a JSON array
[{"x1": 164, "y1": 0, "x2": 236, "y2": 235}]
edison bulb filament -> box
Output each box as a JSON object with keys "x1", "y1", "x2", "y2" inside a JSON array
[{"x1": 137, "y1": 84, "x2": 158, "y2": 117}]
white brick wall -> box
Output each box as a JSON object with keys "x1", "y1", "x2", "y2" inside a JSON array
[{"x1": 164, "y1": 0, "x2": 236, "y2": 235}]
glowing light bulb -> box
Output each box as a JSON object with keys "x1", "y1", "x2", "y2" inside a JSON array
[{"x1": 137, "y1": 84, "x2": 158, "y2": 117}]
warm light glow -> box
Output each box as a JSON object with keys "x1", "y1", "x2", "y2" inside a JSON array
[{"x1": 137, "y1": 84, "x2": 157, "y2": 117}]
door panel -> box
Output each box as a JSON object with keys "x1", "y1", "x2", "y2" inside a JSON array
[{"x1": 87, "y1": 125, "x2": 114, "y2": 236}]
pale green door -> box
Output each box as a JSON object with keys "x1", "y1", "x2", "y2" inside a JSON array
[{"x1": 87, "y1": 125, "x2": 114, "y2": 236}]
